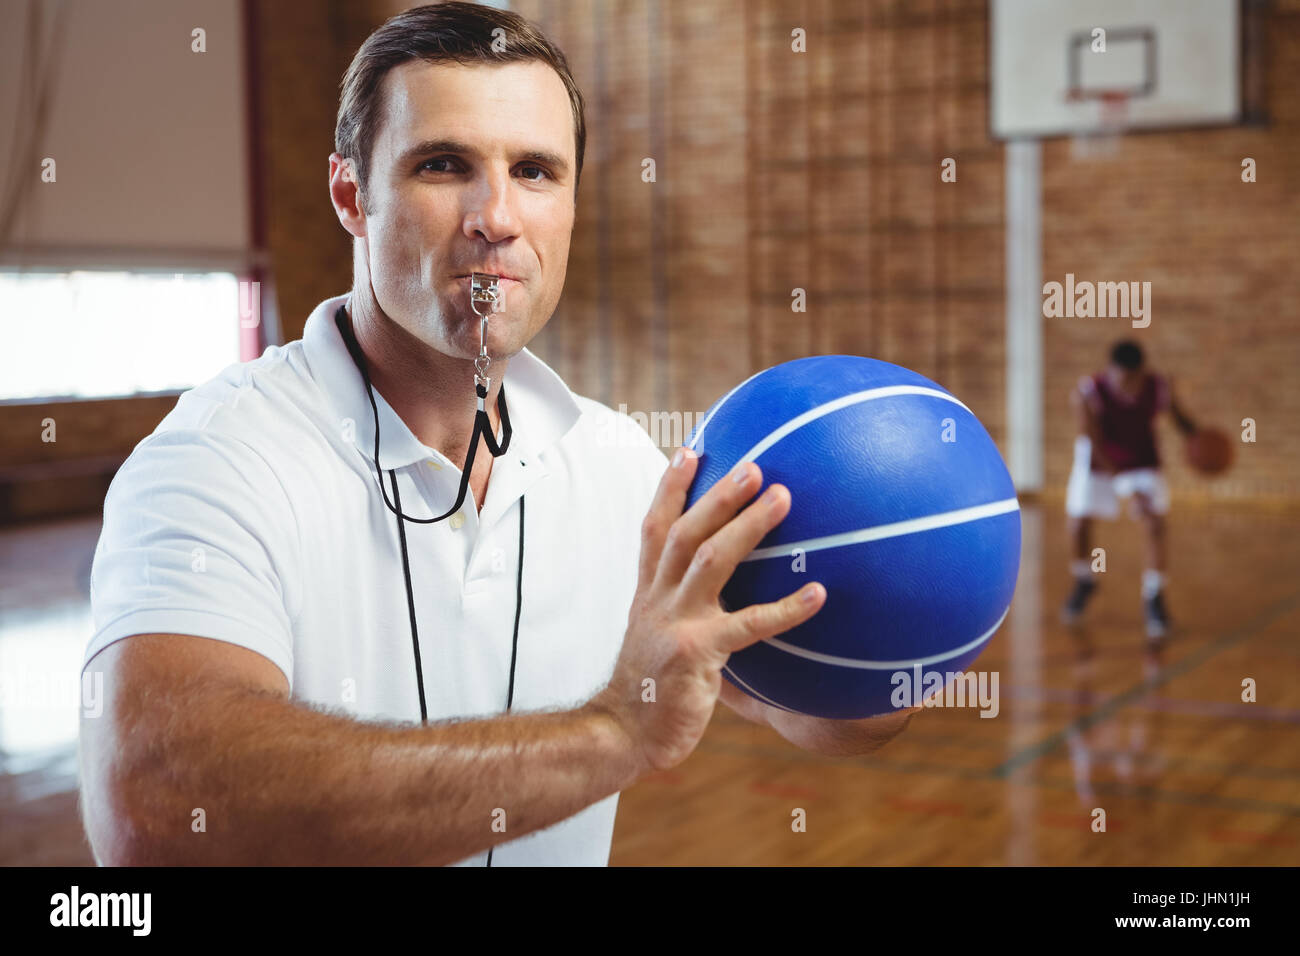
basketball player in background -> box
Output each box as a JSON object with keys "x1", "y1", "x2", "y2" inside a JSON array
[{"x1": 1062, "y1": 340, "x2": 1198, "y2": 638}]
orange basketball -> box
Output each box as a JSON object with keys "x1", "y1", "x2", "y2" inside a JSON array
[{"x1": 1185, "y1": 428, "x2": 1234, "y2": 475}]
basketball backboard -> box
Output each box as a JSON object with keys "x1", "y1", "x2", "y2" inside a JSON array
[{"x1": 990, "y1": 0, "x2": 1241, "y2": 140}]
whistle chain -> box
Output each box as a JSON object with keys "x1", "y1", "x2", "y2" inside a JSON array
[{"x1": 470, "y1": 272, "x2": 501, "y2": 390}]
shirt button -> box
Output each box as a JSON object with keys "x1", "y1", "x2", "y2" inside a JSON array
[{"x1": 449, "y1": 512, "x2": 465, "y2": 530}]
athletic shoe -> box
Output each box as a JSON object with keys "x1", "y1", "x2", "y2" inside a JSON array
[
  {"x1": 1061, "y1": 577, "x2": 1098, "y2": 625},
  {"x1": 1144, "y1": 591, "x2": 1170, "y2": 639}
]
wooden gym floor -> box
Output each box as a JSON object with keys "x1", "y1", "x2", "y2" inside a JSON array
[
  {"x1": 1, "y1": 500, "x2": 1297, "y2": 865},
  {"x1": 613, "y1": 499, "x2": 1300, "y2": 864}
]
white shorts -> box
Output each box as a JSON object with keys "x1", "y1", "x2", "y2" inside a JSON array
[{"x1": 1065, "y1": 436, "x2": 1169, "y2": 519}]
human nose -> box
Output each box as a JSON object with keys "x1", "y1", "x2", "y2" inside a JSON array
[{"x1": 461, "y1": 167, "x2": 520, "y2": 243}]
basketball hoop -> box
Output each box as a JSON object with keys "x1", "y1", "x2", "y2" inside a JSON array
[{"x1": 1066, "y1": 88, "x2": 1130, "y2": 160}]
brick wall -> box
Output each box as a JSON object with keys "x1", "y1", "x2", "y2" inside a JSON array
[
  {"x1": 519, "y1": 0, "x2": 1007, "y2": 450},
  {"x1": 526, "y1": 0, "x2": 1297, "y2": 500},
  {"x1": 1041, "y1": 4, "x2": 1300, "y2": 500},
  {"x1": 6, "y1": 0, "x2": 1295, "y2": 523}
]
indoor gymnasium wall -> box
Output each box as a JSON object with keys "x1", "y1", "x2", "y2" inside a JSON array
[
  {"x1": 40, "y1": 2, "x2": 1294, "y2": 523},
  {"x1": 1040, "y1": 2, "x2": 1300, "y2": 501},
  {"x1": 0, "y1": 0, "x2": 1011, "y2": 522},
  {"x1": 261, "y1": 0, "x2": 1300, "y2": 500},
  {"x1": 519, "y1": 0, "x2": 1008, "y2": 453},
  {"x1": 0, "y1": 0, "x2": 366, "y2": 523}
]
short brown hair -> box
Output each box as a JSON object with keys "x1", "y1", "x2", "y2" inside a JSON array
[{"x1": 335, "y1": 1, "x2": 586, "y2": 200}]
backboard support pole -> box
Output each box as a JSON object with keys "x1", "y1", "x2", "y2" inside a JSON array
[{"x1": 1005, "y1": 140, "x2": 1043, "y2": 492}]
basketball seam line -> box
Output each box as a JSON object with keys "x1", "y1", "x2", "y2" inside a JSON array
[
  {"x1": 760, "y1": 605, "x2": 1010, "y2": 670},
  {"x1": 686, "y1": 365, "x2": 776, "y2": 451},
  {"x1": 738, "y1": 385, "x2": 973, "y2": 464},
  {"x1": 722, "y1": 665, "x2": 801, "y2": 713},
  {"x1": 742, "y1": 496, "x2": 1021, "y2": 562},
  {"x1": 689, "y1": 382, "x2": 969, "y2": 455}
]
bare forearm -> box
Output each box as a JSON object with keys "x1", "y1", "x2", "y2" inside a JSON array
[
  {"x1": 89, "y1": 687, "x2": 641, "y2": 866},
  {"x1": 1170, "y1": 401, "x2": 1197, "y2": 436}
]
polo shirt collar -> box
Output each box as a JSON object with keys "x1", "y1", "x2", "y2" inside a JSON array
[{"x1": 301, "y1": 293, "x2": 582, "y2": 472}]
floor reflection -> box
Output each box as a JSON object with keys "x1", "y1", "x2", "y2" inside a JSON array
[
  {"x1": 0, "y1": 516, "x2": 99, "y2": 865},
  {"x1": 1064, "y1": 626, "x2": 1169, "y2": 806}
]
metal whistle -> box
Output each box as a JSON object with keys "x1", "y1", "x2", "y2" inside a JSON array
[{"x1": 469, "y1": 272, "x2": 501, "y2": 389}]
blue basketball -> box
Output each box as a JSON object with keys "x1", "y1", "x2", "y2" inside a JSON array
[{"x1": 684, "y1": 355, "x2": 1020, "y2": 720}]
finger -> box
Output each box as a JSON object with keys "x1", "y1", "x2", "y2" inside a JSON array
[
  {"x1": 679, "y1": 482, "x2": 791, "y2": 607},
  {"x1": 636, "y1": 447, "x2": 699, "y2": 594},
  {"x1": 717, "y1": 580, "x2": 826, "y2": 655},
  {"x1": 656, "y1": 460, "x2": 763, "y2": 591}
]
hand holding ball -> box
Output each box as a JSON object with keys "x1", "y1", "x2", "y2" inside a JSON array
[{"x1": 685, "y1": 356, "x2": 1020, "y2": 719}]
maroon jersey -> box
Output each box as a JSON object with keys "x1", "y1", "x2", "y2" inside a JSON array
[{"x1": 1078, "y1": 372, "x2": 1169, "y2": 472}]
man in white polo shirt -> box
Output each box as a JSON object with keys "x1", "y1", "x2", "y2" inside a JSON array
[{"x1": 79, "y1": 2, "x2": 915, "y2": 866}]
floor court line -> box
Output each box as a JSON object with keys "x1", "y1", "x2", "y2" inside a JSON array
[
  {"x1": 713, "y1": 708, "x2": 1300, "y2": 777},
  {"x1": 998, "y1": 685, "x2": 1300, "y2": 723},
  {"x1": 989, "y1": 591, "x2": 1300, "y2": 779},
  {"x1": 693, "y1": 739, "x2": 1300, "y2": 817}
]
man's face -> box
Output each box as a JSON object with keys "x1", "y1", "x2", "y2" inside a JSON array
[{"x1": 345, "y1": 59, "x2": 576, "y2": 362}]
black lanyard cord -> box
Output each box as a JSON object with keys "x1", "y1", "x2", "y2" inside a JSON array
[
  {"x1": 335, "y1": 303, "x2": 512, "y2": 523},
  {"x1": 485, "y1": 493, "x2": 525, "y2": 868},
  {"x1": 391, "y1": 469, "x2": 525, "y2": 723},
  {"x1": 333, "y1": 303, "x2": 524, "y2": 867},
  {"x1": 393, "y1": 486, "x2": 524, "y2": 869},
  {"x1": 389, "y1": 471, "x2": 428, "y2": 722}
]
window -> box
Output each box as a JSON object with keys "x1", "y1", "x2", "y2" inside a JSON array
[{"x1": 0, "y1": 270, "x2": 244, "y2": 402}]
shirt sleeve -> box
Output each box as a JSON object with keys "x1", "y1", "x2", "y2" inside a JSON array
[{"x1": 85, "y1": 428, "x2": 300, "y2": 688}]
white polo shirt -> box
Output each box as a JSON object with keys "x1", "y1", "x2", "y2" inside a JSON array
[{"x1": 85, "y1": 292, "x2": 669, "y2": 866}]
